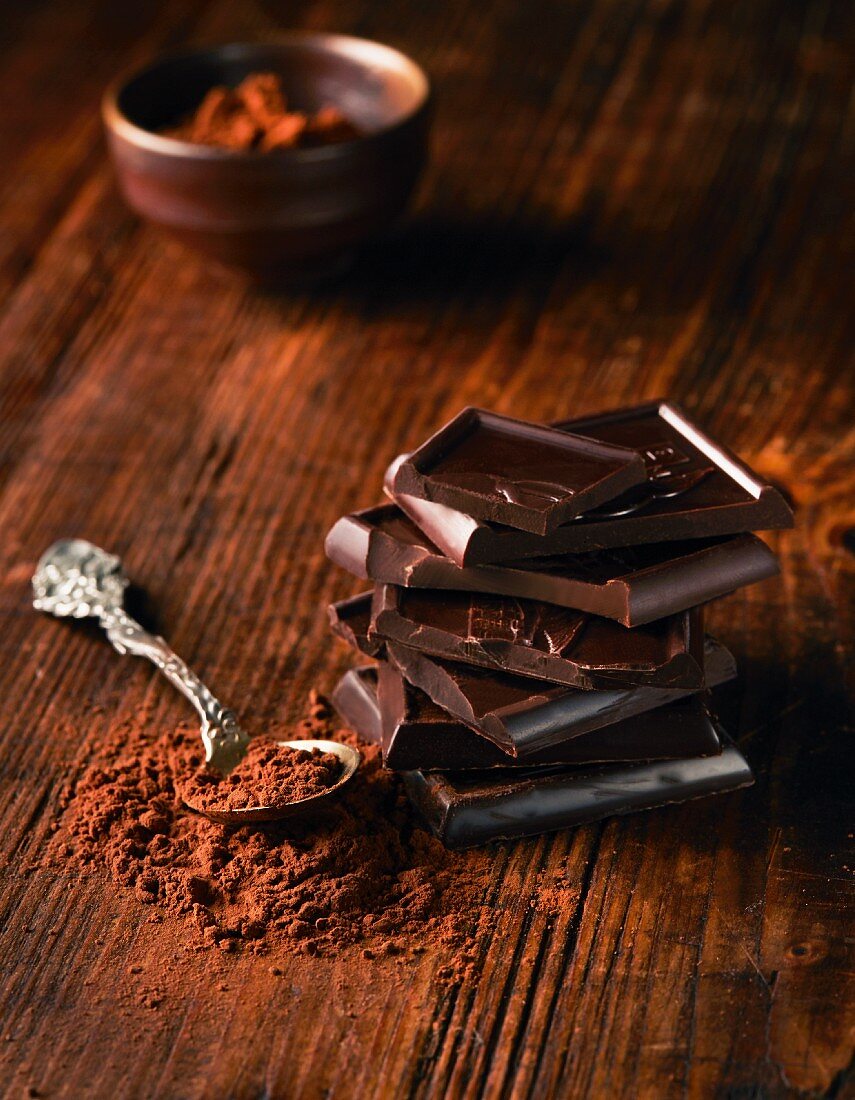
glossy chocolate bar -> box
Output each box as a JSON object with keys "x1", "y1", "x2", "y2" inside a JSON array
[
  {"x1": 371, "y1": 585, "x2": 704, "y2": 690},
  {"x1": 331, "y1": 666, "x2": 384, "y2": 745},
  {"x1": 385, "y1": 632, "x2": 735, "y2": 756},
  {"x1": 332, "y1": 665, "x2": 724, "y2": 770},
  {"x1": 387, "y1": 401, "x2": 793, "y2": 564},
  {"x1": 325, "y1": 502, "x2": 779, "y2": 627},
  {"x1": 404, "y1": 737, "x2": 754, "y2": 847},
  {"x1": 391, "y1": 407, "x2": 646, "y2": 535}
]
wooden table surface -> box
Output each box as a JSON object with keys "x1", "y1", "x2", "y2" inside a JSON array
[{"x1": 0, "y1": 1, "x2": 852, "y2": 1097}]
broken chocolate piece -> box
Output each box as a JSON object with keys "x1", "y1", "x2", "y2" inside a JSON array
[
  {"x1": 325, "y1": 503, "x2": 779, "y2": 626},
  {"x1": 377, "y1": 663, "x2": 723, "y2": 769},
  {"x1": 391, "y1": 407, "x2": 647, "y2": 535},
  {"x1": 404, "y1": 736, "x2": 753, "y2": 847},
  {"x1": 371, "y1": 585, "x2": 704, "y2": 690},
  {"x1": 333, "y1": 665, "x2": 726, "y2": 770},
  {"x1": 260, "y1": 113, "x2": 308, "y2": 150},
  {"x1": 387, "y1": 401, "x2": 794, "y2": 564},
  {"x1": 329, "y1": 594, "x2": 720, "y2": 754},
  {"x1": 302, "y1": 105, "x2": 360, "y2": 144},
  {"x1": 237, "y1": 72, "x2": 288, "y2": 130},
  {"x1": 385, "y1": 633, "x2": 735, "y2": 756}
]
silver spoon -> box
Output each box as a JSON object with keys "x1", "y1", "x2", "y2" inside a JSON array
[{"x1": 32, "y1": 539, "x2": 360, "y2": 824}]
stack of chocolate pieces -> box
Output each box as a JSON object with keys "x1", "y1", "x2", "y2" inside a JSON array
[{"x1": 326, "y1": 402, "x2": 793, "y2": 848}]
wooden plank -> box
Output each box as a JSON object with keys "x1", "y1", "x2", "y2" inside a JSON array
[{"x1": 0, "y1": 0, "x2": 851, "y2": 1096}]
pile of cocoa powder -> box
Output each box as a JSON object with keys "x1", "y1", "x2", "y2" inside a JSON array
[
  {"x1": 50, "y1": 694, "x2": 492, "y2": 959},
  {"x1": 165, "y1": 72, "x2": 359, "y2": 151},
  {"x1": 176, "y1": 739, "x2": 342, "y2": 814}
]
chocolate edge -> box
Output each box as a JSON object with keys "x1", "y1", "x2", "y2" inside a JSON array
[
  {"x1": 406, "y1": 736, "x2": 754, "y2": 848},
  {"x1": 324, "y1": 515, "x2": 371, "y2": 580}
]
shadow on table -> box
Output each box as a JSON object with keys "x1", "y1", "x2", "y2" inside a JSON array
[
  {"x1": 713, "y1": 644, "x2": 853, "y2": 826},
  {"x1": 256, "y1": 212, "x2": 609, "y2": 309}
]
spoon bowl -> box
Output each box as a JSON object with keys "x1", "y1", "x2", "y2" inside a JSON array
[{"x1": 182, "y1": 738, "x2": 361, "y2": 824}]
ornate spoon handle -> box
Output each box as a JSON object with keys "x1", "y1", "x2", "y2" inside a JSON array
[
  {"x1": 100, "y1": 606, "x2": 246, "y2": 763},
  {"x1": 32, "y1": 539, "x2": 248, "y2": 770}
]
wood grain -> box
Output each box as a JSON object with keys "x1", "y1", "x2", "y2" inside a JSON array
[{"x1": 0, "y1": 0, "x2": 852, "y2": 1097}]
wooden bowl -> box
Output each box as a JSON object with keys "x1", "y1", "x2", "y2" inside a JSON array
[{"x1": 103, "y1": 37, "x2": 431, "y2": 279}]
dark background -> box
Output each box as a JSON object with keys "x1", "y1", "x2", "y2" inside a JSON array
[{"x1": 0, "y1": 1, "x2": 852, "y2": 1097}]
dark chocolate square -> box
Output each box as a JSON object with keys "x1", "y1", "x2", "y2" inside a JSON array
[
  {"x1": 388, "y1": 401, "x2": 793, "y2": 564},
  {"x1": 325, "y1": 503, "x2": 779, "y2": 626},
  {"x1": 404, "y1": 737, "x2": 753, "y2": 847},
  {"x1": 391, "y1": 407, "x2": 647, "y2": 534}
]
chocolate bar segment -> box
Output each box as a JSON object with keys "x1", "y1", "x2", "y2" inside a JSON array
[
  {"x1": 386, "y1": 635, "x2": 734, "y2": 755},
  {"x1": 391, "y1": 407, "x2": 646, "y2": 535},
  {"x1": 326, "y1": 503, "x2": 779, "y2": 627},
  {"x1": 333, "y1": 664, "x2": 722, "y2": 768},
  {"x1": 404, "y1": 737, "x2": 753, "y2": 847},
  {"x1": 372, "y1": 585, "x2": 704, "y2": 690},
  {"x1": 387, "y1": 401, "x2": 793, "y2": 564},
  {"x1": 331, "y1": 666, "x2": 383, "y2": 745},
  {"x1": 328, "y1": 592, "x2": 384, "y2": 657},
  {"x1": 371, "y1": 663, "x2": 723, "y2": 769}
]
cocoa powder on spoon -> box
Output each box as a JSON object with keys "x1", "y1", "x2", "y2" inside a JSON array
[{"x1": 176, "y1": 740, "x2": 342, "y2": 814}]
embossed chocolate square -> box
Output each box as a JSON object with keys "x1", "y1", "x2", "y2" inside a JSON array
[
  {"x1": 370, "y1": 584, "x2": 704, "y2": 691},
  {"x1": 390, "y1": 407, "x2": 647, "y2": 535},
  {"x1": 327, "y1": 594, "x2": 729, "y2": 755},
  {"x1": 387, "y1": 401, "x2": 793, "y2": 564}
]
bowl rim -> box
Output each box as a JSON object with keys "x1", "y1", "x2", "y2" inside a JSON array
[{"x1": 102, "y1": 33, "x2": 431, "y2": 162}]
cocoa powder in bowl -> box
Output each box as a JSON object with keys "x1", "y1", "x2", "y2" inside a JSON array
[
  {"x1": 176, "y1": 739, "x2": 342, "y2": 813},
  {"x1": 50, "y1": 695, "x2": 493, "y2": 958},
  {"x1": 164, "y1": 72, "x2": 360, "y2": 151}
]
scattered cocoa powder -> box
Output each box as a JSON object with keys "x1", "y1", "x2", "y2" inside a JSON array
[
  {"x1": 164, "y1": 72, "x2": 360, "y2": 151},
  {"x1": 176, "y1": 739, "x2": 341, "y2": 813},
  {"x1": 49, "y1": 695, "x2": 493, "y2": 960}
]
